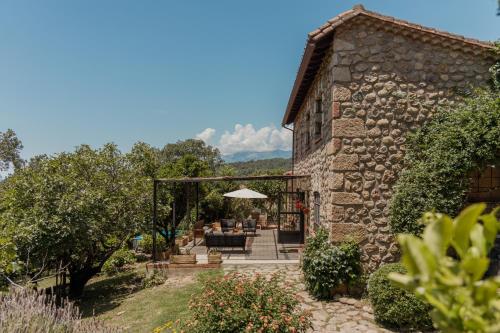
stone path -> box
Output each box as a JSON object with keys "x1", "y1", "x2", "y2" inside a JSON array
[{"x1": 223, "y1": 263, "x2": 394, "y2": 333}]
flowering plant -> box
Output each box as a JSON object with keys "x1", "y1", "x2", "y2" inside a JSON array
[
  {"x1": 294, "y1": 200, "x2": 310, "y2": 215},
  {"x1": 184, "y1": 272, "x2": 311, "y2": 333}
]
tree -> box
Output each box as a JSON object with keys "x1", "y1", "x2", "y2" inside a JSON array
[
  {"x1": 0, "y1": 144, "x2": 150, "y2": 296},
  {"x1": 160, "y1": 139, "x2": 222, "y2": 172},
  {"x1": 389, "y1": 204, "x2": 500, "y2": 332},
  {"x1": 0, "y1": 129, "x2": 24, "y2": 172}
]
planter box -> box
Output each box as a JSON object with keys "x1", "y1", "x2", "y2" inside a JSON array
[
  {"x1": 170, "y1": 254, "x2": 197, "y2": 264},
  {"x1": 208, "y1": 254, "x2": 222, "y2": 264}
]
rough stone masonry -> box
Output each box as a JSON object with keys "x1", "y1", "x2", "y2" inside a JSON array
[{"x1": 288, "y1": 7, "x2": 496, "y2": 271}]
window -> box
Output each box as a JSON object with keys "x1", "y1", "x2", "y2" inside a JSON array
[
  {"x1": 313, "y1": 191, "x2": 321, "y2": 228},
  {"x1": 314, "y1": 99, "x2": 323, "y2": 139},
  {"x1": 305, "y1": 113, "x2": 311, "y2": 149}
]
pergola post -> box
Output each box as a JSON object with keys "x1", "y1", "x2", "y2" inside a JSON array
[
  {"x1": 196, "y1": 182, "x2": 199, "y2": 222},
  {"x1": 152, "y1": 179, "x2": 158, "y2": 262}
]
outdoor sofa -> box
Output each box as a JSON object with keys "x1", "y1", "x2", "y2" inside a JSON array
[{"x1": 204, "y1": 230, "x2": 246, "y2": 251}]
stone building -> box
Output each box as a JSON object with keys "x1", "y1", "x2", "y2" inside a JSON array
[{"x1": 282, "y1": 5, "x2": 497, "y2": 270}]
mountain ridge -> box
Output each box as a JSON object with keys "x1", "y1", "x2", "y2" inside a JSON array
[{"x1": 222, "y1": 149, "x2": 291, "y2": 163}]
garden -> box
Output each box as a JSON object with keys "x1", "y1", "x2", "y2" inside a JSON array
[{"x1": 1, "y1": 46, "x2": 499, "y2": 333}]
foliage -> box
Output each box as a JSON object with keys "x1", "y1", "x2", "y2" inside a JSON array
[
  {"x1": 390, "y1": 90, "x2": 500, "y2": 235},
  {"x1": 389, "y1": 204, "x2": 500, "y2": 333},
  {"x1": 0, "y1": 144, "x2": 150, "y2": 296},
  {"x1": 368, "y1": 263, "x2": 433, "y2": 330},
  {"x1": 0, "y1": 288, "x2": 120, "y2": 332},
  {"x1": 0, "y1": 128, "x2": 24, "y2": 172},
  {"x1": 249, "y1": 169, "x2": 287, "y2": 221},
  {"x1": 160, "y1": 139, "x2": 222, "y2": 173},
  {"x1": 185, "y1": 272, "x2": 312, "y2": 333},
  {"x1": 302, "y1": 228, "x2": 362, "y2": 299},
  {"x1": 229, "y1": 158, "x2": 291, "y2": 176},
  {"x1": 141, "y1": 234, "x2": 167, "y2": 254},
  {"x1": 143, "y1": 270, "x2": 167, "y2": 288},
  {"x1": 102, "y1": 249, "x2": 137, "y2": 276}
]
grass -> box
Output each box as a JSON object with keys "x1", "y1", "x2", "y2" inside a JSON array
[{"x1": 78, "y1": 264, "x2": 222, "y2": 332}]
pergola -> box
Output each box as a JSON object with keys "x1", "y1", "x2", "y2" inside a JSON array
[{"x1": 151, "y1": 174, "x2": 310, "y2": 261}]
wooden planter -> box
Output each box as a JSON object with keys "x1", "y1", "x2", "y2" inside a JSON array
[
  {"x1": 208, "y1": 253, "x2": 222, "y2": 264},
  {"x1": 170, "y1": 254, "x2": 197, "y2": 264}
]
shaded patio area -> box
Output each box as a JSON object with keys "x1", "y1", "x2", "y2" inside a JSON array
[{"x1": 183, "y1": 229, "x2": 301, "y2": 260}]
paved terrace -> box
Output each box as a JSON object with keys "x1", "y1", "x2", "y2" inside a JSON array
[{"x1": 183, "y1": 229, "x2": 301, "y2": 261}]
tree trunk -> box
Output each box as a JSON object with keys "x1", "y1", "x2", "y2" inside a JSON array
[{"x1": 68, "y1": 267, "x2": 99, "y2": 298}]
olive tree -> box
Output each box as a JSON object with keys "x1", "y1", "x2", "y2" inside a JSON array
[{"x1": 0, "y1": 144, "x2": 150, "y2": 296}]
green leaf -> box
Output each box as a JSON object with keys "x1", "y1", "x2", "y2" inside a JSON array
[
  {"x1": 387, "y1": 272, "x2": 413, "y2": 288},
  {"x1": 480, "y1": 211, "x2": 499, "y2": 253},
  {"x1": 423, "y1": 213, "x2": 453, "y2": 257},
  {"x1": 451, "y1": 203, "x2": 486, "y2": 258},
  {"x1": 470, "y1": 224, "x2": 487, "y2": 257}
]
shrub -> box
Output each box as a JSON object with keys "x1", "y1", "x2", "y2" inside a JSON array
[
  {"x1": 389, "y1": 204, "x2": 500, "y2": 332},
  {"x1": 141, "y1": 234, "x2": 167, "y2": 254},
  {"x1": 143, "y1": 270, "x2": 167, "y2": 288},
  {"x1": 302, "y1": 228, "x2": 362, "y2": 299},
  {"x1": 390, "y1": 90, "x2": 500, "y2": 235},
  {"x1": 368, "y1": 263, "x2": 433, "y2": 330},
  {"x1": 102, "y1": 248, "x2": 136, "y2": 276},
  {"x1": 185, "y1": 272, "x2": 312, "y2": 333},
  {"x1": 0, "y1": 288, "x2": 120, "y2": 332}
]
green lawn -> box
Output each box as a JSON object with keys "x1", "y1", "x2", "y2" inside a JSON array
[{"x1": 79, "y1": 264, "x2": 222, "y2": 332}]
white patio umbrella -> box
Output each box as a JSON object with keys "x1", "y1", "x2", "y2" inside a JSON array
[{"x1": 223, "y1": 188, "x2": 268, "y2": 199}]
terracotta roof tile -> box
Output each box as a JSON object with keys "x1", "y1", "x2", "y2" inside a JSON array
[{"x1": 282, "y1": 5, "x2": 495, "y2": 126}]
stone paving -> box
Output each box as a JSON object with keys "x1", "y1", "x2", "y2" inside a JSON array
[
  {"x1": 187, "y1": 229, "x2": 301, "y2": 260},
  {"x1": 223, "y1": 263, "x2": 394, "y2": 333}
]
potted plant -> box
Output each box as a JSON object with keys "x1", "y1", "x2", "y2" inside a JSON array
[
  {"x1": 207, "y1": 249, "x2": 222, "y2": 264},
  {"x1": 170, "y1": 247, "x2": 197, "y2": 264},
  {"x1": 187, "y1": 230, "x2": 194, "y2": 242}
]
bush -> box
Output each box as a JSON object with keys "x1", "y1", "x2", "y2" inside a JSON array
[
  {"x1": 102, "y1": 248, "x2": 136, "y2": 276},
  {"x1": 0, "y1": 288, "x2": 120, "y2": 332},
  {"x1": 141, "y1": 234, "x2": 167, "y2": 254},
  {"x1": 302, "y1": 228, "x2": 362, "y2": 299},
  {"x1": 185, "y1": 272, "x2": 312, "y2": 333},
  {"x1": 390, "y1": 90, "x2": 500, "y2": 235},
  {"x1": 368, "y1": 263, "x2": 433, "y2": 330},
  {"x1": 143, "y1": 270, "x2": 167, "y2": 288}
]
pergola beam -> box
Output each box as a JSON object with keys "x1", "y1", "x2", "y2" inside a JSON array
[{"x1": 155, "y1": 174, "x2": 310, "y2": 184}]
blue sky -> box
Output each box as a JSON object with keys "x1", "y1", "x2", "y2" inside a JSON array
[{"x1": 1, "y1": 0, "x2": 498, "y2": 158}]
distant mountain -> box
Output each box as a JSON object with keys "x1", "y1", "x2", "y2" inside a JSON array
[
  {"x1": 228, "y1": 157, "x2": 292, "y2": 176},
  {"x1": 222, "y1": 150, "x2": 292, "y2": 163}
]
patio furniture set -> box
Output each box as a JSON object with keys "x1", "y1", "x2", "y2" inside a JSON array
[{"x1": 204, "y1": 218, "x2": 257, "y2": 251}]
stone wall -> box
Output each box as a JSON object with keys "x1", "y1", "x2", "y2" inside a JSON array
[{"x1": 293, "y1": 17, "x2": 494, "y2": 270}]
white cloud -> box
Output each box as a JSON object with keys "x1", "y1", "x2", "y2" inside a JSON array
[
  {"x1": 217, "y1": 124, "x2": 292, "y2": 155},
  {"x1": 195, "y1": 128, "x2": 216, "y2": 143}
]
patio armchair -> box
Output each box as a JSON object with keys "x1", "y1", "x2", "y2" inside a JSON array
[
  {"x1": 242, "y1": 219, "x2": 257, "y2": 235},
  {"x1": 221, "y1": 219, "x2": 236, "y2": 232}
]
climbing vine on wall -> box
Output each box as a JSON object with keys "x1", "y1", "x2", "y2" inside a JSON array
[{"x1": 389, "y1": 89, "x2": 500, "y2": 235}]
